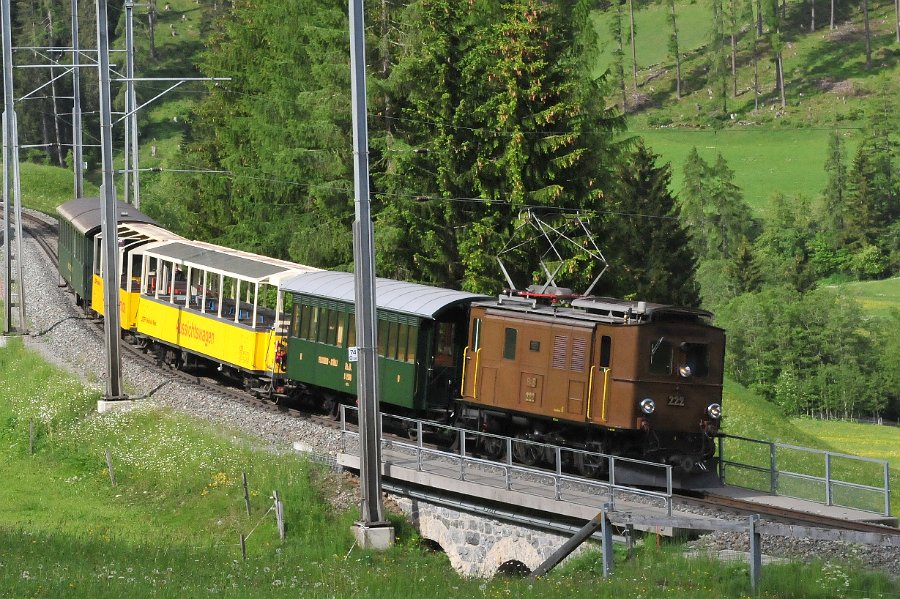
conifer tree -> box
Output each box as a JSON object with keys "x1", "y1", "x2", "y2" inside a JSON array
[
  {"x1": 822, "y1": 130, "x2": 848, "y2": 245},
  {"x1": 666, "y1": 0, "x2": 682, "y2": 99},
  {"x1": 606, "y1": 141, "x2": 699, "y2": 306}
]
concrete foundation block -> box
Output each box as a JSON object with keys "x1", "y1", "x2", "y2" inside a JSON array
[
  {"x1": 97, "y1": 399, "x2": 137, "y2": 413},
  {"x1": 352, "y1": 523, "x2": 395, "y2": 550}
]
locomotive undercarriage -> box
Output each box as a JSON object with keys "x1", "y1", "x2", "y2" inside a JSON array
[{"x1": 458, "y1": 403, "x2": 718, "y2": 483}]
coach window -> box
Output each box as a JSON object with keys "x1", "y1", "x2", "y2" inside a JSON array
[
  {"x1": 386, "y1": 321, "x2": 399, "y2": 360},
  {"x1": 326, "y1": 309, "x2": 339, "y2": 345},
  {"x1": 503, "y1": 327, "x2": 517, "y2": 360},
  {"x1": 406, "y1": 325, "x2": 418, "y2": 363},
  {"x1": 308, "y1": 306, "x2": 320, "y2": 341},
  {"x1": 599, "y1": 336, "x2": 612, "y2": 368},
  {"x1": 649, "y1": 337, "x2": 673, "y2": 375},
  {"x1": 291, "y1": 304, "x2": 301, "y2": 338},
  {"x1": 434, "y1": 322, "x2": 454, "y2": 366},
  {"x1": 377, "y1": 320, "x2": 388, "y2": 357},
  {"x1": 317, "y1": 308, "x2": 331, "y2": 342},
  {"x1": 334, "y1": 313, "x2": 346, "y2": 348},
  {"x1": 347, "y1": 317, "x2": 357, "y2": 349}
]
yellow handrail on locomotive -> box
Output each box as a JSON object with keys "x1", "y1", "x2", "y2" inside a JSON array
[
  {"x1": 586, "y1": 365, "x2": 596, "y2": 420},
  {"x1": 460, "y1": 346, "x2": 469, "y2": 396},
  {"x1": 601, "y1": 367, "x2": 610, "y2": 422},
  {"x1": 472, "y1": 348, "x2": 482, "y2": 400}
]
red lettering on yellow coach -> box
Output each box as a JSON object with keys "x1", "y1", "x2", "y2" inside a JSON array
[{"x1": 176, "y1": 322, "x2": 215, "y2": 346}]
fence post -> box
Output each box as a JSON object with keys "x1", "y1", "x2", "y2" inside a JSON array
[
  {"x1": 601, "y1": 503, "x2": 613, "y2": 579},
  {"x1": 769, "y1": 443, "x2": 777, "y2": 495},
  {"x1": 105, "y1": 448, "x2": 117, "y2": 487},
  {"x1": 239, "y1": 533, "x2": 246, "y2": 560},
  {"x1": 242, "y1": 471, "x2": 251, "y2": 516},
  {"x1": 749, "y1": 514, "x2": 761, "y2": 592},
  {"x1": 825, "y1": 453, "x2": 833, "y2": 507},
  {"x1": 625, "y1": 523, "x2": 635, "y2": 561},
  {"x1": 274, "y1": 490, "x2": 285, "y2": 542}
]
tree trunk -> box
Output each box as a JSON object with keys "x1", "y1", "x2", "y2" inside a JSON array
[
  {"x1": 896, "y1": 0, "x2": 900, "y2": 43},
  {"x1": 757, "y1": 0, "x2": 763, "y2": 35},
  {"x1": 670, "y1": 0, "x2": 682, "y2": 99},
  {"x1": 48, "y1": 10, "x2": 65, "y2": 166},
  {"x1": 629, "y1": 0, "x2": 638, "y2": 90},
  {"x1": 776, "y1": 53, "x2": 785, "y2": 108},
  {"x1": 675, "y1": 49, "x2": 682, "y2": 100},
  {"x1": 811, "y1": 0, "x2": 815, "y2": 32},
  {"x1": 863, "y1": 0, "x2": 872, "y2": 69},
  {"x1": 148, "y1": 0, "x2": 157, "y2": 60},
  {"x1": 752, "y1": 30, "x2": 759, "y2": 110},
  {"x1": 730, "y1": 0, "x2": 737, "y2": 97},
  {"x1": 830, "y1": 0, "x2": 835, "y2": 29},
  {"x1": 380, "y1": 0, "x2": 392, "y2": 135}
]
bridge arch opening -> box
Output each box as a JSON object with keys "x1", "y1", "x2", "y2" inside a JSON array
[
  {"x1": 496, "y1": 560, "x2": 531, "y2": 577},
  {"x1": 419, "y1": 538, "x2": 445, "y2": 554}
]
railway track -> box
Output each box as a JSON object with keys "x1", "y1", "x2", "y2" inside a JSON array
[{"x1": 679, "y1": 491, "x2": 899, "y2": 535}]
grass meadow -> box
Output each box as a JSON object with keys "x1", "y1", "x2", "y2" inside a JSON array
[
  {"x1": 1, "y1": 337, "x2": 897, "y2": 597},
  {"x1": 831, "y1": 277, "x2": 900, "y2": 319},
  {"x1": 635, "y1": 127, "x2": 862, "y2": 215}
]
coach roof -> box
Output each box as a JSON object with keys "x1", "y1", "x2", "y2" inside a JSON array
[
  {"x1": 281, "y1": 271, "x2": 489, "y2": 319},
  {"x1": 57, "y1": 196, "x2": 157, "y2": 234}
]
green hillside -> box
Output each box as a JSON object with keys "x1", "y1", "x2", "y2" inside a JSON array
[
  {"x1": 597, "y1": 0, "x2": 899, "y2": 213},
  {"x1": 832, "y1": 276, "x2": 900, "y2": 317}
]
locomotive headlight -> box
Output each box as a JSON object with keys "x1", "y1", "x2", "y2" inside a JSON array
[
  {"x1": 640, "y1": 398, "x2": 656, "y2": 415},
  {"x1": 707, "y1": 403, "x2": 722, "y2": 419},
  {"x1": 679, "y1": 365, "x2": 692, "y2": 378}
]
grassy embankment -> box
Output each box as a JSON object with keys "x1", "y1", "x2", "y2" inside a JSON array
[{"x1": 1, "y1": 337, "x2": 897, "y2": 597}]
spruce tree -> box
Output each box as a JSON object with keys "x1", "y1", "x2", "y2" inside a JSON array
[{"x1": 606, "y1": 141, "x2": 699, "y2": 306}]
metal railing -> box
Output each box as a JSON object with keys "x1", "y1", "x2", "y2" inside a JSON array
[
  {"x1": 718, "y1": 434, "x2": 892, "y2": 516},
  {"x1": 339, "y1": 406, "x2": 674, "y2": 516}
]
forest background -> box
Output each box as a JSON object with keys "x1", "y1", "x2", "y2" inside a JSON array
[{"x1": 6, "y1": 0, "x2": 899, "y2": 420}]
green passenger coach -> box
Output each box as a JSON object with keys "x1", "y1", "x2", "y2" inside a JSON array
[
  {"x1": 280, "y1": 271, "x2": 488, "y2": 415},
  {"x1": 56, "y1": 197, "x2": 159, "y2": 308}
]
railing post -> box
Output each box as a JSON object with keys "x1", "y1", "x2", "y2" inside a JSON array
[
  {"x1": 459, "y1": 429, "x2": 466, "y2": 480},
  {"x1": 340, "y1": 404, "x2": 347, "y2": 452},
  {"x1": 885, "y1": 462, "x2": 892, "y2": 517},
  {"x1": 609, "y1": 457, "x2": 616, "y2": 511},
  {"x1": 601, "y1": 503, "x2": 613, "y2": 578},
  {"x1": 506, "y1": 438, "x2": 513, "y2": 466},
  {"x1": 417, "y1": 420, "x2": 424, "y2": 472},
  {"x1": 555, "y1": 447, "x2": 562, "y2": 501},
  {"x1": 717, "y1": 435, "x2": 725, "y2": 484},
  {"x1": 666, "y1": 465, "x2": 673, "y2": 517},
  {"x1": 769, "y1": 443, "x2": 777, "y2": 495},
  {"x1": 825, "y1": 453, "x2": 833, "y2": 506}
]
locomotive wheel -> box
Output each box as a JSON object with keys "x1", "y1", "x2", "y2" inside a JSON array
[
  {"x1": 479, "y1": 435, "x2": 505, "y2": 461},
  {"x1": 512, "y1": 433, "x2": 542, "y2": 466},
  {"x1": 574, "y1": 451, "x2": 608, "y2": 479}
]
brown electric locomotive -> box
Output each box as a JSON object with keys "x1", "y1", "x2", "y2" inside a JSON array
[{"x1": 459, "y1": 287, "x2": 725, "y2": 476}]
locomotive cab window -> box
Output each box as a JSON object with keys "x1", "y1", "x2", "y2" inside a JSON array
[
  {"x1": 681, "y1": 342, "x2": 709, "y2": 377},
  {"x1": 649, "y1": 337, "x2": 673, "y2": 375},
  {"x1": 600, "y1": 335, "x2": 612, "y2": 368}
]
